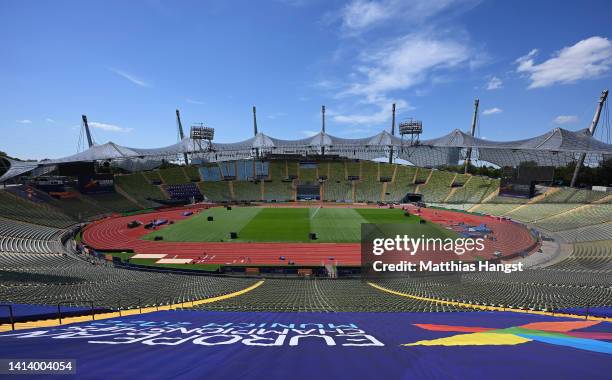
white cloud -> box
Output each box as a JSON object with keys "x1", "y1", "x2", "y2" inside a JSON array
[
  {"x1": 45, "y1": 118, "x2": 55, "y2": 123},
  {"x1": 339, "y1": 0, "x2": 468, "y2": 34},
  {"x1": 553, "y1": 115, "x2": 579, "y2": 125},
  {"x1": 333, "y1": 100, "x2": 409, "y2": 124},
  {"x1": 516, "y1": 37, "x2": 612, "y2": 88},
  {"x1": 328, "y1": 32, "x2": 471, "y2": 125},
  {"x1": 341, "y1": 34, "x2": 470, "y2": 100},
  {"x1": 186, "y1": 98, "x2": 205, "y2": 105},
  {"x1": 89, "y1": 121, "x2": 133, "y2": 133},
  {"x1": 341, "y1": 0, "x2": 388, "y2": 31},
  {"x1": 300, "y1": 130, "x2": 320, "y2": 137},
  {"x1": 323, "y1": 1, "x2": 477, "y2": 126},
  {"x1": 109, "y1": 68, "x2": 151, "y2": 87},
  {"x1": 486, "y1": 76, "x2": 502, "y2": 90},
  {"x1": 16, "y1": 119, "x2": 32, "y2": 124},
  {"x1": 482, "y1": 107, "x2": 502, "y2": 115}
]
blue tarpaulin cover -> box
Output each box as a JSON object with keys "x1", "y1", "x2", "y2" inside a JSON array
[{"x1": 0, "y1": 310, "x2": 610, "y2": 379}]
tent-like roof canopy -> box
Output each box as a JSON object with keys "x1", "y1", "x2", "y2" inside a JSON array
[{"x1": 1, "y1": 127, "x2": 611, "y2": 182}]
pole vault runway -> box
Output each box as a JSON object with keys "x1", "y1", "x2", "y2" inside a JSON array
[{"x1": 1, "y1": 310, "x2": 610, "y2": 379}]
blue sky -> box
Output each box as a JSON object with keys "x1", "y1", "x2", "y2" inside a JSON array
[{"x1": 1, "y1": 0, "x2": 611, "y2": 160}]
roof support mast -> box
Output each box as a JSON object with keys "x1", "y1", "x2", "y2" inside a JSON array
[
  {"x1": 321, "y1": 105, "x2": 326, "y2": 156},
  {"x1": 82, "y1": 115, "x2": 94, "y2": 148},
  {"x1": 570, "y1": 89, "x2": 608, "y2": 188},
  {"x1": 253, "y1": 106, "x2": 260, "y2": 158},
  {"x1": 253, "y1": 106, "x2": 258, "y2": 136},
  {"x1": 464, "y1": 99, "x2": 479, "y2": 174},
  {"x1": 176, "y1": 109, "x2": 189, "y2": 165},
  {"x1": 388, "y1": 103, "x2": 395, "y2": 164}
]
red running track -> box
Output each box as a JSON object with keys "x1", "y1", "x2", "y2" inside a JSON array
[{"x1": 82, "y1": 204, "x2": 539, "y2": 266}]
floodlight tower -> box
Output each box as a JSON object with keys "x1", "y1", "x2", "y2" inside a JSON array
[
  {"x1": 176, "y1": 109, "x2": 189, "y2": 165},
  {"x1": 389, "y1": 103, "x2": 396, "y2": 164},
  {"x1": 399, "y1": 118, "x2": 423, "y2": 153},
  {"x1": 82, "y1": 115, "x2": 94, "y2": 148},
  {"x1": 464, "y1": 98, "x2": 479, "y2": 174},
  {"x1": 190, "y1": 123, "x2": 215, "y2": 155},
  {"x1": 570, "y1": 89, "x2": 609, "y2": 188}
]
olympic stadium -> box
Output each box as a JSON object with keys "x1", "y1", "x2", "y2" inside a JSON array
[{"x1": 0, "y1": 91, "x2": 611, "y2": 379}]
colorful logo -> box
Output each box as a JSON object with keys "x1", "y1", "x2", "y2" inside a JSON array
[{"x1": 405, "y1": 320, "x2": 612, "y2": 354}]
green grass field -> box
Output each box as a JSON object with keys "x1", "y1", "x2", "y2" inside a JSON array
[{"x1": 142, "y1": 206, "x2": 457, "y2": 243}]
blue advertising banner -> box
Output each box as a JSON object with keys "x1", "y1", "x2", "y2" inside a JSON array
[{"x1": 0, "y1": 311, "x2": 610, "y2": 379}]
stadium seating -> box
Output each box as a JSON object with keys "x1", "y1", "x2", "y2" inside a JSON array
[
  {"x1": 452, "y1": 173, "x2": 470, "y2": 186},
  {"x1": 538, "y1": 188, "x2": 608, "y2": 204},
  {"x1": 378, "y1": 264, "x2": 612, "y2": 312},
  {"x1": 323, "y1": 181, "x2": 352, "y2": 202},
  {"x1": 235, "y1": 160, "x2": 255, "y2": 180},
  {"x1": 114, "y1": 173, "x2": 166, "y2": 208},
  {"x1": 0, "y1": 218, "x2": 64, "y2": 254},
  {"x1": 327, "y1": 161, "x2": 346, "y2": 180},
  {"x1": 263, "y1": 161, "x2": 293, "y2": 201},
  {"x1": 555, "y1": 223, "x2": 612, "y2": 242},
  {"x1": 254, "y1": 161, "x2": 269, "y2": 178},
  {"x1": 143, "y1": 170, "x2": 163, "y2": 184},
  {"x1": 0, "y1": 190, "x2": 76, "y2": 228},
  {"x1": 378, "y1": 162, "x2": 395, "y2": 180},
  {"x1": 82, "y1": 192, "x2": 139, "y2": 213},
  {"x1": 218, "y1": 162, "x2": 236, "y2": 179},
  {"x1": 199, "y1": 165, "x2": 222, "y2": 181},
  {"x1": 471, "y1": 203, "x2": 522, "y2": 216},
  {"x1": 233, "y1": 181, "x2": 262, "y2": 201},
  {"x1": 158, "y1": 167, "x2": 189, "y2": 185},
  {"x1": 196, "y1": 278, "x2": 473, "y2": 312},
  {"x1": 385, "y1": 165, "x2": 416, "y2": 202},
  {"x1": 417, "y1": 170, "x2": 454, "y2": 202},
  {"x1": 164, "y1": 183, "x2": 203, "y2": 201},
  {"x1": 546, "y1": 240, "x2": 612, "y2": 272},
  {"x1": 52, "y1": 197, "x2": 108, "y2": 221},
  {"x1": 505, "y1": 203, "x2": 581, "y2": 222},
  {"x1": 414, "y1": 167, "x2": 431, "y2": 183},
  {"x1": 298, "y1": 166, "x2": 318, "y2": 183},
  {"x1": 286, "y1": 161, "x2": 298, "y2": 179},
  {"x1": 534, "y1": 204, "x2": 612, "y2": 232},
  {"x1": 3, "y1": 157, "x2": 612, "y2": 320},
  {"x1": 263, "y1": 180, "x2": 293, "y2": 202},
  {"x1": 355, "y1": 161, "x2": 382, "y2": 202},
  {"x1": 0, "y1": 251, "x2": 258, "y2": 309},
  {"x1": 197, "y1": 181, "x2": 231, "y2": 201},
  {"x1": 184, "y1": 166, "x2": 201, "y2": 182},
  {"x1": 446, "y1": 176, "x2": 500, "y2": 204},
  {"x1": 346, "y1": 161, "x2": 360, "y2": 178}
]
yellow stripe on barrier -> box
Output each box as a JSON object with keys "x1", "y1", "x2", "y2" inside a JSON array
[
  {"x1": 0, "y1": 280, "x2": 264, "y2": 332},
  {"x1": 367, "y1": 282, "x2": 610, "y2": 322}
]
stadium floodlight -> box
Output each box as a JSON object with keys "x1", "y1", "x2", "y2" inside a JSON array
[
  {"x1": 190, "y1": 123, "x2": 215, "y2": 154},
  {"x1": 399, "y1": 119, "x2": 422, "y2": 149},
  {"x1": 190, "y1": 124, "x2": 215, "y2": 141},
  {"x1": 399, "y1": 119, "x2": 423, "y2": 135}
]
